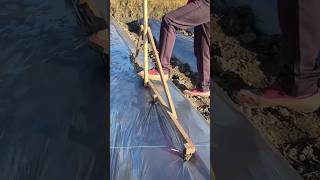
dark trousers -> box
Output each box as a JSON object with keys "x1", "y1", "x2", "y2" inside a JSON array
[
  {"x1": 158, "y1": 0, "x2": 210, "y2": 91},
  {"x1": 278, "y1": 0, "x2": 320, "y2": 96}
]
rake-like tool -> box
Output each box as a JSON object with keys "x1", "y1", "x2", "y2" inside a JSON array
[{"x1": 132, "y1": 0, "x2": 195, "y2": 161}]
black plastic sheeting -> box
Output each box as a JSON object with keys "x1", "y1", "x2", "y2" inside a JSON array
[
  {"x1": 214, "y1": 0, "x2": 280, "y2": 35},
  {"x1": 110, "y1": 21, "x2": 210, "y2": 180},
  {"x1": 0, "y1": 0, "x2": 107, "y2": 179}
]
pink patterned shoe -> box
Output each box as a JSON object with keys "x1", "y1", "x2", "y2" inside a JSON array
[
  {"x1": 137, "y1": 68, "x2": 169, "y2": 80},
  {"x1": 235, "y1": 85, "x2": 320, "y2": 112},
  {"x1": 184, "y1": 88, "x2": 210, "y2": 97}
]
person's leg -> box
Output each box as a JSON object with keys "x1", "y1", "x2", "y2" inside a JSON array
[
  {"x1": 275, "y1": 0, "x2": 298, "y2": 93},
  {"x1": 194, "y1": 22, "x2": 210, "y2": 91},
  {"x1": 159, "y1": 0, "x2": 210, "y2": 73},
  {"x1": 235, "y1": 0, "x2": 320, "y2": 112},
  {"x1": 278, "y1": 0, "x2": 320, "y2": 96}
]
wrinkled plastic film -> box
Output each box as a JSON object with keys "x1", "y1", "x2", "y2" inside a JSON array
[
  {"x1": 0, "y1": 0, "x2": 107, "y2": 179},
  {"x1": 128, "y1": 18, "x2": 302, "y2": 180},
  {"x1": 110, "y1": 21, "x2": 210, "y2": 180},
  {"x1": 212, "y1": 85, "x2": 303, "y2": 180},
  {"x1": 214, "y1": 0, "x2": 280, "y2": 34}
]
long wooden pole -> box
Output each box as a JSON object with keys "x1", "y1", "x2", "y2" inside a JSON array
[
  {"x1": 143, "y1": 0, "x2": 149, "y2": 84},
  {"x1": 147, "y1": 28, "x2": 177, "y2": 119},
  {"x1": 137, "y1": 0, "x2": 195, "y2": 160},
  {"x1": 147, "y1": 28, "x2": 195, "y2": 160}
]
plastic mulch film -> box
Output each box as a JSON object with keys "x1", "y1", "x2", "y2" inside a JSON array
[
  {"x1": 212, "y1": 85, "x2": 303, "y2": 180},
  {"x1": 113, "y1": 17, "x2": 302, "y2": 180},
  {"x1": 0, "y1": 0, "x2": 107, "y2": 179},
  {"x1": 214, "y1": 0, "x2": 281, "y2": 35},
  {"x1": 110, "y1": 22, "x2": 211, "y2": 180}
]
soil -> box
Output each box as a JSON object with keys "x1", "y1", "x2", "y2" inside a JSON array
[{"x1": 212, "y1": 8, "x2": 320, "y2": 180}]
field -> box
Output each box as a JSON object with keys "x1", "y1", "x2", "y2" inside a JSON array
[{"x1": 111, "y1": 1, "x2": 320, "y2": 179}]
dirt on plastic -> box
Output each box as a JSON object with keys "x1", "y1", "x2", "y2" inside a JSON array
[{"x1": 212, "y1": 8, "x2": 320, "y2": 180}]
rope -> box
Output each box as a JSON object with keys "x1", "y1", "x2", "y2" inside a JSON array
[{"x1": 110, "y1": 144, "x2": 209, "y2": 149}]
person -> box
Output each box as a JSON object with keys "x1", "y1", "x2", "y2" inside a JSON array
[
  {"x1": 235, "y1": 0, "x2": 320, "y2": 112},
  {"x1": 138, "y1": 0, "x2": 210, "y2": 97}
]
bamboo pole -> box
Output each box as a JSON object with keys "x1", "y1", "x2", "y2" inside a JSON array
[
  {"x1": 148, "y1": 81, "x2": 170, "y2": 111},
  {"x1": 147, "y1": 28, "x2": 195, "y2": 160},
  {"x1": 135, "y1": 0, "x2": 195, "y2": 160},
  {"x1": 147, "y1": 27, "x2": 177, "y2": 119},
  {"x1": 143, "y1": 0, "x2": 149, "y2": 84},
  {"x1": 148, "y1": 82, "x2": 195, "y2": 160},
  {"x1": 134, "y1": 26, "x2": 143, "y2": 60}
]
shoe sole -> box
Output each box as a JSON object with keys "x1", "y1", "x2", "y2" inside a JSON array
[
  {"x1": 148, "y1": 75, "x2": 169, "y2": 81},
  {"x1": 137, "y1": 70, "x2": 170, "y2": 81},
  {"x1": 137, "y1": 73, "x2": 169, "y2": 81},
  {"x1": 187, "y1": 94, "x2": 210, "y2": 97},
  {"x1": 237, "y1": 90, "x2": 320, "y2": 113},
  {"x1": 184, "y1": 90, "x2": 210, "y2": 97}
]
